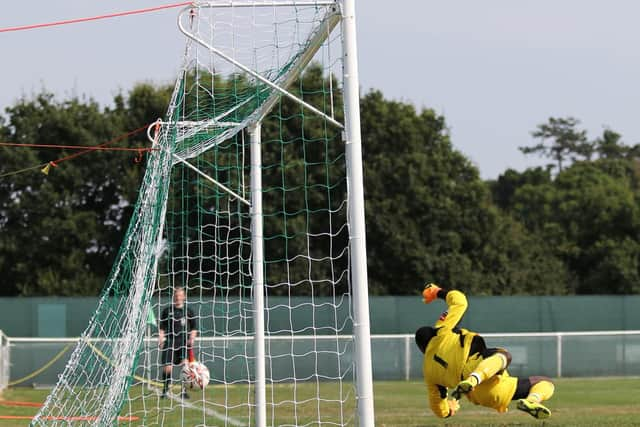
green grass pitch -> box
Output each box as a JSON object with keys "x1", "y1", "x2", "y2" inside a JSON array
[{"x1": 0, "y1": 377, "x2": 638, "y2": 426}]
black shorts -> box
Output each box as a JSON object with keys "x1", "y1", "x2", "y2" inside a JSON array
[
  {"x1": 161, "y1": 342, "x2": 189, "y2": 365},
  {"x1": 513, "y1": 377, "x2": 533, "y2": 400}
]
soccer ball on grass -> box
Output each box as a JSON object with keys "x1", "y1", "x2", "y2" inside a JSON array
[{"x1": 180, "y1": 361, "x2": 210, "y2": 389}]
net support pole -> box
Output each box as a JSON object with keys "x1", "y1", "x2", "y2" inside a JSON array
[
  {"x1": 341, "y1": 0, "x2": 375, "y2": 425},
  {"x1": 249, "y1": 122, "x2": 267, "y2": 427}
]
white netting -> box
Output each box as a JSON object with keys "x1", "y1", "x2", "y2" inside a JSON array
[{"x1": 33, "y1": 2, "x2": 357, "y2": 426}]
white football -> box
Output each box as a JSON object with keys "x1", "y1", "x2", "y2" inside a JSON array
[{"x1": 181, "y1": 361, "x2": 210, "y2": 389}]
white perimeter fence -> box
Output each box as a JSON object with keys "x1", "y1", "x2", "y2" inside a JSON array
[{"x1": 1, "y1": 330, "x2": 639, "y2": 389}]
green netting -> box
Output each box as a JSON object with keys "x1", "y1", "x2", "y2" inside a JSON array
[{"x1": 33, "y1": 3, "x2": 354, "y2": 426}]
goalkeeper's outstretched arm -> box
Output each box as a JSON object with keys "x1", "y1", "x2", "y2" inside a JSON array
[{"x1": 422, "y1": 284, "x2": 469, "y2": 330}]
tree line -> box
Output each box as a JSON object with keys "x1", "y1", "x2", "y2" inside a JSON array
[{"x1": 1, "y1": 74, "x2": 639, "y2": 296}]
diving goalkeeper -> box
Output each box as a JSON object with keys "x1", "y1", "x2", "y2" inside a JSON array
[{"x1": 415, "y1": 283, "x2": 554, "y2": 419}]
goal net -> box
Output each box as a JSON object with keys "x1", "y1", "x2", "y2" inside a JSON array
[{"x1": 33, "y1": 1, "x2": 373, "y2": 426}]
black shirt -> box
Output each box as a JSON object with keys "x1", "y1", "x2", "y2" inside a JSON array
[{"x1": 159, "y1": 305, "x2": 197, "y2": 344}]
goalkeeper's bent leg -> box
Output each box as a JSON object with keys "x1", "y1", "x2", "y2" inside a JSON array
[
  {"x1": 516, "y1": 376, "x2": 554, "y2": 419},
  {"x1": 453, "y1": 349, "x2": 511, "y2": 399},
  {"x1": 469, "y1": 349, "x2": 511, "y2": 386},
  {"x1": 526, "y1": 376, "x2": 555, "y2": 403}
]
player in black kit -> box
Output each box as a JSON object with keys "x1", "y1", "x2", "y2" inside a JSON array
[{"x1": 158, "y1": 286, "x2": 198, "y2": 398}]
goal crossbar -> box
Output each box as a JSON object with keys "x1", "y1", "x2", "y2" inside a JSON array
[{"x1": 177, "y1": 4, "x2": 343, "y2": 130}]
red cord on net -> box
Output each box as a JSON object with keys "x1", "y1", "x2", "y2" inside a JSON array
[
  {"x1": 0, "y1": 124, "x2": 155, "y2": 176},
  {"x1": 49, "y1": 124, "x2": 154, "y2": 166},
  {"x1": 0, "y1": 2, "x2": 193, "y2": 33}
]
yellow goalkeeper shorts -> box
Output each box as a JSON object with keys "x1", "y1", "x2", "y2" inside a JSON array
[{"x1": 466, "y1": 371, "x2": 518, "y2": 413}]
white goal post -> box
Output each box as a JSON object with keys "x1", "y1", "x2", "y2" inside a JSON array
[{"x1": 32, "y1": 1, "x2": 375, "y2": 426}]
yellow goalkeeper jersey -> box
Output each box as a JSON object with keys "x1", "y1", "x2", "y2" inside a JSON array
[{"x1": 422, "y1": 290, "x2": 478, "y2": 417}]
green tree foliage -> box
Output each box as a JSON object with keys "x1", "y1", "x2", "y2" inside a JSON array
[
  {"x1": 359, "y1": 91, "x2": 566, "y2": 295},
  {"x1": 360, "y1": 90, "x2": 478, "y2": 293},
  {"x1": 520, "y1": 117, "x2": 591, "y2": 172},
  {"x1": 0, "y1": 87, "x2": 171, "y2": 295},
  {"x1": 500, "y1": 118, "x2": 640, "y2": 294},
  {"x1": 593, "y1": 128, "x2": 640, "y2": 160},
  {"x1": 477, "y1": 212, "x2": 570, "y2": 295},
  {"x1": 489, "y1": 167, "x2": 552, "y2": 212},
  {"x1": 505, "y1": 159, "x2": 640, "y2": 294},
  {"x1": 3, "y1": 79, "x2": 640, "y2": 296}
]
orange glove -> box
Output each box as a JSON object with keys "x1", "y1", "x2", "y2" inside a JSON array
[
  {"x1": 422, "y1": 283, "x2": 442, "y2": 304},
  {"x1": 447, "y1": 399, "x2": 460, "y2": 417}
]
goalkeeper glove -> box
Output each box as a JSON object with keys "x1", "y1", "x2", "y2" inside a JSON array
[
  {"x1": 422, "y1": 283, "x2": 442, "y2": 304},
  {"x1": 446, "y1": 399, "x2": 460, "y2": 417}
]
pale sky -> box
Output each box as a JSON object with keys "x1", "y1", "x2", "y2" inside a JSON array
[{"x1": 2, "y1": 1, "x2": 640, "y2": 179}]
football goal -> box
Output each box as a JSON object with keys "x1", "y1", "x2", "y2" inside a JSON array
[{"x1": 32, "y1": 1, "x2": 374, "y2": 426}]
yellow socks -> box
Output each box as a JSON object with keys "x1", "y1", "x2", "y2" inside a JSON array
[
  {"x1": 526, "y1": 380, "x2": 555, "y2": 403},
  {"x1": 518, "y1": 380, "x2": 554, "y2": 419},
  {"x1": 468, "y1": 353, "x2": 508, "y2": 386}
]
